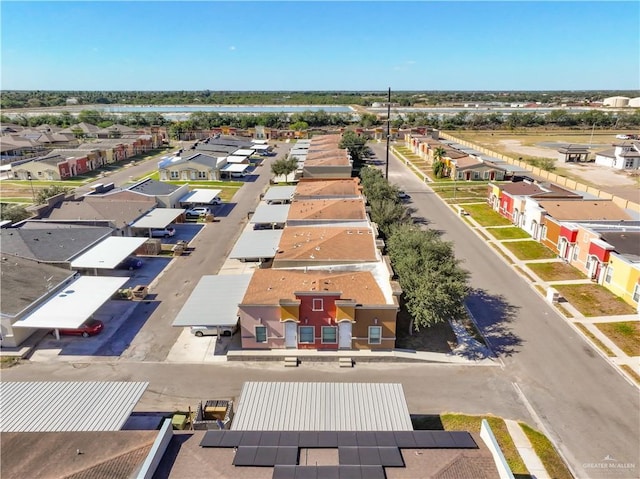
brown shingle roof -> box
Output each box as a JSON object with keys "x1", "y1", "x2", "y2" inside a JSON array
[
  {"x1": 538, "y1": 200, "x2": 632, "y2": 221},
  {"x1": 275, "y1": 226, "x2": 378, "y2": 263},
  {"x1": 295, "y1": 178, "x2": 362, "y2": 198},
  {"x1": 43, "y1": 196, "x2": 155, "y2": 226},
  {"x1": 287, "y1": 199, "x2": 366, "y2": 221},
  {"x1": 242, "y1": 269, "x2": 386, "y2": 305}
]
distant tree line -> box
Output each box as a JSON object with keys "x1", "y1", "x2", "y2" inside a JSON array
[{"x1": 2, "y1": 90, "x2": 639, "y2": 110}]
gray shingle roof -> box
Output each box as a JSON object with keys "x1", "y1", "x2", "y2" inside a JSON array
[{"x1": 127, "y1": 178, "x2": 180, "y2": 195}]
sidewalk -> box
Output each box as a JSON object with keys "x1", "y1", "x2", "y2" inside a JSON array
[{"x1": 505, "y1": 420, "x2": 550, "y2": 479}]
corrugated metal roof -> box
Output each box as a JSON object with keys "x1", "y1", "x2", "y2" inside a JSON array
[
  {"x1": 179, "y1": 189, "x2": 222, "y2": 204},
  {"x1": 249, "y1": 203, "x2": 291, "y2": 224},
  {"x1": 172, "y1": 274, "x2": 253, "y2": 327},
  {"x1": 130, "y1": 208, "x2": 185, "y2": 229},
  {"x1": 0, "y1": 382, "x2": 148, "y2": 432},
  {"x1": 70, "y1": 237, "x2": 148, "y2": 269},
  {"x1": 263, "y1": 186, "x2": 296, "y2": 202},
  {"x1": 229, "y1": 229, "x2": 283, "y2": 260},
  {"x1": 232, "y1": 382, "x2": 413, "y2": 431}
]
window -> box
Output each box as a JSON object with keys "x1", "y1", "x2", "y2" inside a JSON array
[
  {"x1": 572, "y1": 245, "x2": 580, "y2": 262},
  {"x1": 605, "y1": 266, "x2": 613, "y2": 284},
  {"x1": 299, "y1": 326, "x2": 314, "y2": 344},
  {"x1": 368, "y1": 326, "x2": 382, "y2": 345},
  {"x1": 312, "y1": 298, "x2": 324, "y2": 311},
  {"x1": 473, "y1": 171, "x2": 480, "y2": 179},
  {"x1": 255, "y1": 326, "x2": 267, "y2": 343},
  {"x1": 483, "y1": 171, "x2": 490, "y2": 179},
  {"x1": 541, "y1": 225, "x2": 547, "y2": 241},
  {"x1": 170, "y1": 170, "x2": 179, "y2": 179},
  {"x1": 625, "y1": 159, "x2": 634, "y2": 169},
  {"x1": 321, "y1": 326, "x2": 337, "y2": 344},
  {"x1": 633, "y1": 284, "x2": 640, "y2": 303},
  {"x1": 198, "y1": 171, "x2": 207, "y2": 179}
]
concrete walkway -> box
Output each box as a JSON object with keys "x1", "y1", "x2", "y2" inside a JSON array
[{"x1": 505, "y1": 420, "x2": 550, "y2": 479}]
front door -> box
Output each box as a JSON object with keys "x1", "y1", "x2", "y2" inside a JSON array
[
  {"x1": 338, "y1": 322, "x2": 352, "y2": 349},
  {"x1": 284, "y1": 322, "x2": 297, "y2": 348}
]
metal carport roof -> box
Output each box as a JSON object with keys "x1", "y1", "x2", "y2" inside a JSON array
[
  {"x1": 70, "y1": 236, "x2": 148, "y2": 269},
  {"x1": 226, "y1": 155, "x2": 249, "y2": 164},
  {"x1": 172, "y1": 274, "x2": 253, "y2": 327},
  {"x1": 229, "y1": 229, "x2": 284, "y2": 260},
  {"x1": 0, "y1": 381, "x2": 148, "y2": 432},
  {"x1": 263, "y1": 186, "x2": 296, "y2": 203},
  {"x1": 221, "y1": 163, "x2": 250, "y2": 173},
  {"x1": 12, "y1": 276, "x2": 129, "y2": 330},
  {"x1": 179, "y1": 189, "x2": 222, "y2": 204},
  {"x1": 232, "y1": 382, "x2": 413, "y2": 431},
  {"x1": 130, "y1": 208, "x2": 185, "y2": 229},
  {"x1": 249, "y1": 203, "x2": 290, "y2": 224}
]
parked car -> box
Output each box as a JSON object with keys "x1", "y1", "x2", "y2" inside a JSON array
[
  {"x1": 59, "y1": 318, "x2": 104, "y2": 338},
  {"x1": 231, "y1": 171, "x2": 248, "y2": 178},
  {"x1": 616, "y1": 134, "x2": 630, "y2": 140},
  {"x1": 185, "y1": 207, "x2": 211, "y2": 219},
  {"x1": 119, "y1": 257, "x2": 143, "y2": 270},
  {"x1": 209, "y1": 196, "x2": 222, "y2": 205},
  {"x1": 397, "y1": 191, "x2": 410, "y2": 200},
  {"x1": 150, "y1": 227, "x2": 175, "y2": 238},
  {"x1": 190, "y1": 325, "x2": 238, "y2": 337}
]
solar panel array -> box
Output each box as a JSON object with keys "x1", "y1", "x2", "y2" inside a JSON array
[
  {"x1": 272, "y1": 465, "x2": 385, "y2": 479},
  {"x1": 200, "y1": 430, "x2": 477, "y2": 449}
]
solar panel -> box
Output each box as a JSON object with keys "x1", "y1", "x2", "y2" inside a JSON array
[
  {"x1": 413, "y1": 431, "x2": 436, "y2": 448},
  {"x1": 275, "y1": 446, "x2": 299, "y2": 465},
  {"x1": 299, "y1": 431, "x2": 319, "y2": 447},
  {"x1": 393, "y1": 431, "x2": 416, "y2": 448},
  {"x1": 279, "y1": 431, "x2": 300, "y2": 446},
  {"x1": 338, "y1": 466, "x2": 362, "y2": 479},
  {"x1": 432, "y1": 431, "x2": 456, "y2": 448},
  {"x1": 357, "y1": 447, "x2": 381, "y2": 465},
  {"x1": 272, "y1": 466, "x2": 296, "y2": 479},
  {"x1": 260, "y1": 431, "x2": 281, "y2": 447},
  {"x1": 338, "y1": 447, "x2": 360, "y2": 465},
  {"x1": 337, "y1": 432, "x2": 358, "y2": 446},
  {"x1": 241, "y1": 431, "x2": 262, "y2": 446},
  {"x1": 374, "y1": 431, "x2": 397, "y2": 447},
  {"x1": 317, "y1": 466, "x2": 340, "y2": 479},
  {"x1": 254, "y1": 446, "x2": 278, "y2": 466},
  {"x1": 360, "y1": 466, "x2": 385, "y2": 479},
  {"x1": 219, "y1": 431, "x2": 243, "y2": 447},
  {"x1": 199, "y1": 431, "x2": 224, "y2": 447},
  {"x1": 232, "y1": 446, "x2": 258, "y2": 466},
  {"x1": 377, "y1": 447, "x2": 404, "y2": 467},
  {"x1": 355, "y1": 432, "x2": 377, "y2": 447},
  {"x1": 318, "y1": 431, "x2": 338, "y2": 447},
  {"x1": 450, "y1": 431, "x2": 478, "y2": 448},
  {"x1": 294, "y1": 466, "x2": 318, "y2": 479}
]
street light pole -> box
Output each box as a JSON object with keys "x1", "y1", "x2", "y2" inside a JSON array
[
  {"x1": 385, "y1": 87, "x2": 391, "y2": 180},
  {"x1": 27, "y1": 172, "x2": 35, "y2": 204}
]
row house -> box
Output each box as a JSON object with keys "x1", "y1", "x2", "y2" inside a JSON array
[
  {"x1": 0, "y1": 135, "x2": 47, "y2": 163},
  {"x1": 238, "y1": 269, "x2": 399, "y2": 350},
  {"x1": 159, "y1": 152, "x2": 227, "y2": 181},
  {"x1": 488, "y1": 181, "x2": 581, "y2": 225}
]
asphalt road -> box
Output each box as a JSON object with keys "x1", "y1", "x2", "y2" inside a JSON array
[
  {"x1": 369, "y1": 141, "x2": 640, "y2": 479},
  {"x1": 4, "y1": 141, "x2": 638, "y2": 478}
]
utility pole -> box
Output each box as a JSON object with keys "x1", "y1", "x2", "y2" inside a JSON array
[{"x1": 385, "y1": 87, "x2": 391, "y2": 179}]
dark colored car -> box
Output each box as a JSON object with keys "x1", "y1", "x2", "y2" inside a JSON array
[
  {"x1": 120, "y1": 257, "x2": 143, "y2": 270},
  {"x1": 58, "y1": 318, "x2": 104, "y2": 338}
]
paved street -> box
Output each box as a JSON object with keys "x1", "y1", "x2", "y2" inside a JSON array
[
  {"x1": 370, "y1": 141, "x2": 639, "y2": 478},
  {"x1": 3, "y1": 140, "x2": 638, "y2": 479}
]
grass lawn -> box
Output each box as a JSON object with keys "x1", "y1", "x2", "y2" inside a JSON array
[
  {"x1": 486, "y1": 226, "x2": 530, "y2": 240},
  {"x1": 0, "y1": 198, "x2": 31, "y2": 203},
  {"x1": 459, "y1": 202, "x2": 513, "y2": 227},
  {"x1": 440, "y1": 415, "x2": 527, "y2": 475},
  {"x1": 526, "y1": 261, "x2": 585, "y2": 281},
  {"x1": 502, "y1": 240, "x2": 557, "y2": 260},
  {"x1": 555, "y1": 284, "x2": 638, "y2": 317},
  {"x1": 435, "y1": 186, "x2": 489, "y2": 200},
  {"x1": 519, "y1": 423, "x2": 573, "y2": 479},
  {"x1": 594, "y1": 322, "x2": 640, "y2": 356},
  {"x1": 621, "y1": 365, "x2": 640, "y2": 385},
  {"x1": 575, "y1": 324, "x2": 614, "y2": 356}
]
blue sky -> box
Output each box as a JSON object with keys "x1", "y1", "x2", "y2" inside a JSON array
[{"x1": 1, "y1": 1, "x2": 639, "y2": 91}]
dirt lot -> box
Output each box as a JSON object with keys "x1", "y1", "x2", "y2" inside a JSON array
[{"x1": 454, "y1": 130, "x2": 640, "y2": 203}]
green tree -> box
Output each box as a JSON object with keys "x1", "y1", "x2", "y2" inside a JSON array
[
  {"x1": 290, "y1": 120, "x2": 309, "y2": 131},
  {"x1": 35, "y1": 185, "x2": 72, "y2": 205},
  {"x1": 339, "y1": 130, "x2": 368, "y2": 167},
  {"x1": 368, "y1": 198, "x2": 410, "y2": 237},
  {"x1": 387, "y1": 224, "x2": 470, "y2": 330},
  {"x1": 0, "y1": 204, "x2": 31, "y2": 223},
  {"x1": 271, "y1": 156, "x2": 299, "y2": 181}
]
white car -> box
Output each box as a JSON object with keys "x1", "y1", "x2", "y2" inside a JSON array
[
  {"x1": 190, "y1": 325, "x2": 238, "y2": 337},
  {"x1": 150, "y1": 227, "x2": 175, "y2": 238},
  {"x1": 230, "y1": 171, "x2": 248, "y2": 178},
  {"x1": 185, "y1": 207, "x2": 211, "y2": 219},
  {"x1": 616, "y1": 134, "x2": 630, "y2": 140}
]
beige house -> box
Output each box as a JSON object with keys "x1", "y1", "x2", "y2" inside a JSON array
[{"x1": 159, "y1": 152, "x2": 227, "y2": 181}]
